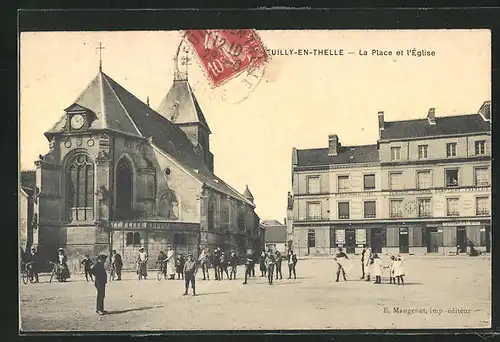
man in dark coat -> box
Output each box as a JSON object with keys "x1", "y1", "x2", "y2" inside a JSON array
[
  {"x1": 80, "y1": 254, "x2": 94, "y2": 282},
  {"x1": 183, "y1": 253, "x2": 198, "y2": 296},
  {"x1": 111, "y1": 250, "x2": 123, "y2": 281},
  {"x1": 242, "y1": 249, "x2": 253, "y2": 285},
  {"x1": 229, "y1": 251, "x2": 238, "y2": 280},
  {"x1": 212, "y1": 247, "x2": 221, "y2": 280},
  {"x1": 287, "y1": 250, "x2": 298, "y2": 279},
  {"x1": 275, "y1": 250, "x2": 283, "y2": 280},
  {"x1": 90, "y1": 254, "x2": 108, "y2": 315},
  {"x1": 25, "y1": 246, "x2": 40, "y2": 283}
]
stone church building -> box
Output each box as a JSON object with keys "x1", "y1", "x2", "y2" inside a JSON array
[{"x1": 30, "y1": 66, "x2": 261, "y2": 270}]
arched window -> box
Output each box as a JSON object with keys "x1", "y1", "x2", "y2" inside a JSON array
[
  {"x1": 126, "y1": 232, "x2": 134, "y2": 246},
  {"x1": 66, "y1": 153, "x2": 94, "y2": 222},
  {"x1": 116, "y1": 158, "x2": 133, "y2": 220},
  {"x1": 133, "y1": 232, "x2": 141, "y2": 246}
]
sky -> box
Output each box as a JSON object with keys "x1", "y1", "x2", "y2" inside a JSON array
[{"x1": 19, "y1": 30, "x2": 491, "y2": 221}]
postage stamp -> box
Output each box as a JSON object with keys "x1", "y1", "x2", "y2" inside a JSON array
[{"x1": 183, "y1": 29, "x2": 269, "y2": 87}]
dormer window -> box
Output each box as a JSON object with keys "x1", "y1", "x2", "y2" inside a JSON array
[{"x1": 64, "y1": 104, "x2": 95, "y2": 132}]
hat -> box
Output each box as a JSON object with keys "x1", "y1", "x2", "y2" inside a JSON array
[
  {"x1": 139, "y1": 247, "x2": 145, "y2": 251},
  {"x1": 187, "y1": 253, "x2": 193, "y2": 257},
  {"x1": 97, "y1": 254, "x2": 107, "y2": 261},
  {"x1": 30, "y1": 246, "x2": 36, "y2": 250},
  {"x1": 112, "y1": 249, "x2": 117, "y2": 253},
  {"x1": 58, "y1": 248, "x2": 64, "y2": 252},
  {"x1": 84, "y1": 254, "x2": 89, "y2": 257}
]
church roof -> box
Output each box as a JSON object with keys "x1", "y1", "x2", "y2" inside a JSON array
[
  {"x1": 46, "y1": 70, "x2": 252, "y2": 206},
  {"x1": 243, "y1": 185, "x2": 254, "y2": 201},
  {"x1": 156, "y1": 79, "x2": 211, "y2": 133}
]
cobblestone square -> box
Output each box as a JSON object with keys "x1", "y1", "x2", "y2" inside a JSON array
[{"x1": 20, "y1": 256, "x2": 491, "y2": 331}]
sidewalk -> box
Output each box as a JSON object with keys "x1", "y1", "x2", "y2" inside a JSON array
[{"x1": 298, "y1": 253, "x2": 490, "y2": 260}]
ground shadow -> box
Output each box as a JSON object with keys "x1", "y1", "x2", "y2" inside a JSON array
[
  {"x1": 270, "y1": 281, "x2": 302, "y2": 286},
  {"x1": 105, "y1": 305, "x2": 164, "y2": 315},
  {"x1": 192, "y1": 291, "x2": 230, "y2": 297}
]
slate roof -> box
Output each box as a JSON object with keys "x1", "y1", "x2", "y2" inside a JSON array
[
  {"x1": 380, "y1": 114, "x2": 491, "y2": 140},
  {"x1": 261, "y1": 222, "x2": 287, "y2": 243},
  {"x1": 46, "y1": 70, "x2": 252, "y2": 206},
  {"x1": 156, "y1": 80, "x2": 211, "y2": 133},
  {"x1": 20, "y1": 170, "x2": 36, "y2": 190},
  {"x1": 296, "y1": 144, "x2": 379, "y2": 167}
]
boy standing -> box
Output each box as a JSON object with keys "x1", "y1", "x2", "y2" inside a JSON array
[
  {"x1": 229, "y1": 251, "x2": 238, "y2": 280},
  {"x1": 183, "y1": 253, "x2": 198, "y2": 296},
  {"x1": 80, "y1": 254, "x2": 94, "y2": 282},
  {"x1": 90, "y1": 254, "x2": 108, "y2": 315}
]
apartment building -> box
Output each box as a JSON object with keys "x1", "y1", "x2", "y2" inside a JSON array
[{"x1": 291, "y1": 101, "x2": 491, "y2": 256}]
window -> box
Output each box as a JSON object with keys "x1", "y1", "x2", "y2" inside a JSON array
[
  {"x1": 174, "y1": 233, "x2": 188, "y2": 245},
  {"x1": 389, "y1": 172, "x2": 403, "y2": 190},
  {"x1": 237, "y1": 206, "x2": 246, "y2": 230},
  {"x1": 307, "y1": 176, "x2": 320, "y2": 194},
  {"x1": 418, "y1": 199, "x2": 431, "y2": 217},
  {"x1": 418, "y1": 145, "x2": 428, "y2": 159},
  {"x1": 66, "y1": 153, "x2": 94, "y2": 222},
  {"x1": 446, "y1": 143, "x2": 457, "y2": 157},
  {"x1": 390, "y1": 199, "x2": 403, "y2": 218},
  {"x1": 446, "y1": 198, "x2": 460, "y2": 216},
  {"x1": 126, "y1": 232, "x2": 141, "y2": 246},
  {"x1": 364, "y1": 201, "x2": 376, "y2": 218},
  {"x1": 475, "y1": 141, "x2": 486, "y2": 155},
  {"x1": 417, "y1": 171, "x2": 431, "y2": 189},
  {"x1": 475, "y1": 167, "x2": 489, "y2": 186},
  {"x1": 391, "y1": 147, "x2": 401, "y2": 161},
  {"x1": 338, "y1": 175, "x2": 349, "y2": 192},
  {"x1": 445, "y1": 169, "x2": 459, "y2": 187},
  {"x1": 307, "y1": 202, "x2": 321, "y2": 220},
  {"x1": 338, "y1": 202, "x2": 350, "y2": 219},
  {"x1": 115, "y1": 158, "x2": 133, "y2": 220},
  {"x1": 364, "y1": 174, "x2": 375, "y2": 190},
  {"x1": 208, "y1": 201, "x2": 215, "y2": 230},
  {"x1": 476, "y1": 197, "x2": 489, "y2": 216}
]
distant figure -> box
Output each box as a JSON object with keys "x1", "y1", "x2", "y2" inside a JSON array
[
  {"x1": 360, "y1": 244, "x2": 371, "y2": 279},
  {"x1": 365, "y1": 250, "x2": 374, "y2": 282},
  {"x1": 229, "y1": 251, "x2": 238, "y2": 280},
  {"x1": 136, "y1": 247, "x2": 148, "y2": 280},
  {"x1": 334, "y1": 247, "x2": 348, "y2": 282},
  {"x1": 111, "y1": 250, "x2": 123, "y2": 281},
  {"x1": 260, "y1": 251, "x2": 267, "y2": 277},
  {"x1": 199, "y1": 248, "x2": 210, "y2": 280},
  {"x1": 265, "y1": 250, "x2": 276, "y2": 285},
  {"x1": 274, "y1": 250, "x2": 283, "y2": 280},
  {"x1": 219, "y1": 251, "x2": 229, "y2": 280},
  {"x1": 157, "y1": 251, "x2": 168, "y2": 279},
  {"x1": 183, "y1": 253, "x2": 197, "y2": 296},
  {"x1": 80, "y1": 254, "x2": 94, "y2": 282},
  {"x1": 287, "y1": 250, "x2": 298, "y2": 279},
  {"x1": 176, "y1": 254, "x2": 186, "y2": 280},
  {"x1": 166, "y1": 246, "x2": 176, "y2": 279},
  {"x1": 393, "y1": 255, "x2": 405, "y2": 285},
  {"x1": 90, "y1": 254, "x2": 108, "y2": 315},
  {"x1": 386, "y1": 255, "x2": 396, "y2": 284},
  {"x1": 57, "y1": 248, "x2": 71, "y2": 281},
  {"x1": 468, "y1": 240, "x2": 481, "y2": 256},
  {"x1": 213, "y1": 247, "x2": 221, "y2": 280},
  {"x1": 243, "y1": 249, "x2": 253, "y2": 284},
  {"x1": 251, "y1": 250, "x2": 256, "y2": 277},
  {"x1": 25, "y1": 246, "x2": 40, "y2": 283},
  {"x1": 372, "y1": 254, "x2": 382, "y2": 284}
]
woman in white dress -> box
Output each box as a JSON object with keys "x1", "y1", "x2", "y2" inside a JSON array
[
  {"x1": 166, "y1": 246, "x2": 176, "y2": 280},
  {"x1": 371, "y1": 254, "x2": 382, "y2": 284}
]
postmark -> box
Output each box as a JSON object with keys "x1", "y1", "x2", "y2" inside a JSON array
[{"x1": 184, "y1": 29, "x2": 268, "y2": 87}]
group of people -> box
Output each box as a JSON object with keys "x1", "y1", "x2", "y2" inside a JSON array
[
  {"x1": 257, "y1": 249, "x2": 298, "y2": 285},
  {"x1": 334, "y1": 245, "x2": 406, "y2": 285}
]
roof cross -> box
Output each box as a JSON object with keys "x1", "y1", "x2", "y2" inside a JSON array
[{"x1": 96, "y1": 42, "x2": 105, "y2": 71}]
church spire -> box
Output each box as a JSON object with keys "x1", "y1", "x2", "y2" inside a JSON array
[
  {"x1": 173, "y1": 44, "x2": 191, "y2": 81},
  {"x1": 96, "y1": 41, "x2": 105, "y2": 72}
]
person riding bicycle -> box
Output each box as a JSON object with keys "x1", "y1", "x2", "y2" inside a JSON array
[
  {"x1": 57, "y1": 248, "x2": 71, "y2": 281},
  {"x1": 25, "y1": 246, "x2": 40, "y2": 283}
]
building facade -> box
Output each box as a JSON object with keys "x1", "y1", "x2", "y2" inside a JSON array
[
  {"x1": 261, "y1": 219, "x2": 288, "y2": 254},
  {"x1": 28, "y1": 66, "x2": 260, "y2": 270},
  {"x1": 291, "y1": 102, "x2": 491, "y2": 256}
]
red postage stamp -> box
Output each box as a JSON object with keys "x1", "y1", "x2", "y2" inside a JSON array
[{"x1": 183, "y1": 29, "x2": 269, "y2": 87}]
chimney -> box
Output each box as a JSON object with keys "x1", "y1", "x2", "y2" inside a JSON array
[
  {"x1": 378, "y1": 111, "x2": 385, "y2": 131},
  {"x1": 328, "y1": 134, "x2": 339, "y2": 156},
  {"x1": 147, "y1": 96, "x2": 150, "y2": 108},
  {"x1": 478, "y1": 101, "x2": 491, "y2": 122},
  {"x1": 427, "y1": 107, "x2": 436, "y2": 125}
]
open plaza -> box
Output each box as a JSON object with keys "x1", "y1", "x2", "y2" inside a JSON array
[{"x1": 19, "y1": 255, "x2": 491, "y2": 332}]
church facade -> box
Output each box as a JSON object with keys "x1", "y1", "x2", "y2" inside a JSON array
[{"x1": 30, "y1": 67, "x2": 261, "y2": 270}]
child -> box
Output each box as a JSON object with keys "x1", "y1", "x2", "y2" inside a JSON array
[
  {"x1": 371, "y1": 254, "x2": 382, "y2": 284},
  {"x1": 394, "y1": 255, "x2": 405, "y2": 285},
  {"x1": 384, "y1": 255, "x2": 396, "y2": 284},
  {"x1": 80, "y1": 254, "x2": 94, "y2": 282},
  {"x1": 90, "y1": 254, "x2": 108, "y2": 315},
  {"x1": 176, "y1": 254, "x2": 185, "y2": 280},
  {"x1": 229, "y1": 251, "x2": 238, "y2": 280},
  {"x1": 219, "y1": 252, "x2": 229, "y2": 280}
]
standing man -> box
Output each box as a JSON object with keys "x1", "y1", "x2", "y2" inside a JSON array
[
  {"x1": 183, "y1": 253, "x2": 197, "y2": 296},
  {"x1": 90, "y1": 254, "x2": 108, "y2": 315},
  {"x1": 219, "y1": 251, "x2": 229, "y2": 280},
  {"x1": 199, "y1": 248, "x2": 210, "y2": 280},
  {"x1": 365, "y1": 245, "x2": 373, "y2": 282},
  {"x1": 274, "y1": 250, "x2": 283, "y2": 280},
  {"x1": 360, "y1": 244, "x2": 369, "y2": 280},
  {"x1": 287, "y1": 250, "x2": 298, "y2": 279},
  {"x1": 166, "y1": 246, "x2": 176, "y2": 280},
  {"x1": 334, "y1": 247, "x2": 348, "y2": 282},
  {"x1": 111, "y1": 250, "x2": 123, "y2": 281},
  {"x1": 25, "y1": 246, "x2": 40, "y2": 283},
  {"x1": 265, "y1": 249, "x2": 276, "y2": 285},
  {"x1": 212, "y1": 247, "x2": 221, "y2": 280},
  {"x1": 136, "y1": 247, "x2": 148, "y2": 280},
  {"x1": 80, "y1": 254, "x2": 94, "y2": 282},
  {"x1": 242, "y1": 249, "x2": 253, "y2": 285},
  {"x1": 229, "y1": 251, "x2": 238, "y2": 280}
]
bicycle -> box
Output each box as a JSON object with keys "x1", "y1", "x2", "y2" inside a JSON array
[
  {"x1": 48, "y1": 261, "x2": 68, "y2": 283},
  {"x1": 156, "y1": 261, "x2": 166, "y2": 281},
  {"x1": 20, "y1": 262, "x2": 34, "y2": 284}
]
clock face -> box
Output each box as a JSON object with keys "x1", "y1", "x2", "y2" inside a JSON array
[{"x1": 70, "y1": 114, "x2": 85, "y2": 129}]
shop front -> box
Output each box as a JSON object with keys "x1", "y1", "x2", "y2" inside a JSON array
[{"x1": 330, "y1": 224, "x2": 385, "y2": 255}]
